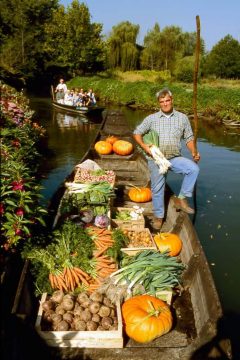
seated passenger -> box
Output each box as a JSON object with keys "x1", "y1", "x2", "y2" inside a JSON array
[
  {"x1": 64, "y1": 90, "x2": 73, "y2": 105},
  {"x1": 87, "y1": 88, "x2": 96, "y2": 105}
]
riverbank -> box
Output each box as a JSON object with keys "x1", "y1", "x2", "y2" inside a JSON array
[{"x1": 67, "y1": 72, "x2": 240, "y2": 126}]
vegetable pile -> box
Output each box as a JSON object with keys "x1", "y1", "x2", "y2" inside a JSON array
[
  {"x1": 101, "y1": 250, "x2": 185, "y2": 301},
  {"x1": 122, "y1": 229, "x2": 153, "y2": 248},
  {"x1": 41, "y1": 290, "x2": 118, "y2": 331},
  {"x1": 74, "y1": 168, "x2": 115, "y2": 185}
]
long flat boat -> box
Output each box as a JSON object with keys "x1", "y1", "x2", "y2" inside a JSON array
[
  {"x1": 10, "y1": 110, "x2": 231, "y2": 359},
  {"x1": 52, "y1": 100, "x2": 105, "y2": 116}
]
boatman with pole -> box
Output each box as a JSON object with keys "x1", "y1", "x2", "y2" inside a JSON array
[{"x1": 133, "y1": 88, "x2": 200, "y2": 230}]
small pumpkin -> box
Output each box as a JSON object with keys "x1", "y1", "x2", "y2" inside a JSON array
[
  {"x1": 105, "y1": 135, "x2": 119, "y2": 145},
  {"x1": 94, "y1": 140, "x2": 112, "y2": 155},
  {"x1": 112, "y1": 140, "x2": 133, "y2": 156},
  {"x1": 154, "y1": 232, "x2": 182, "y2": 256},
  {"x1": 128, "y1": 187, "x2": 152, "y2": 203},
  {"x1": 122, "y1": 294, "x2": 173, "y2": 343}
]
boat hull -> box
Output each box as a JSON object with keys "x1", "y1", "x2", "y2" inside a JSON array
[{"x1": 9, "y1": 110, "x2": 231, "y2": 359}]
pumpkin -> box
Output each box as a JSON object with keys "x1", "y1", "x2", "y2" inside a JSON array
[
  {"x1": 122, "y1": 294, "x2": 172, "y2": 343},
  {"x1": 105, "y1": 135, "x2": 119, "y2": 145},
  {"x1": 94, "y1": 141, "x2": 112, "y2": 155},
  {"x1": 128, "y1": 187, "x2": 152, "y2": 203},
  {"x1": 112, "y1": 140, "x2": 133, "y2": 156},
  {"x1": 154, "y1": 232, "x2": 182, "y2": 256}
]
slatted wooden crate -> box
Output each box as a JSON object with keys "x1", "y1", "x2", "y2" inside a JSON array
[
  {"x1": 35, "y1": 293, "x2": 123, "y2": 348},
  {"x1": 111, "y1": 207, "x2": 145, "y2": 230},
  {"x1": 121, "y1": 228, "x2": 156, "y2": 256}
]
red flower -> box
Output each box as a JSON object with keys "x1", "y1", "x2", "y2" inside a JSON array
[
  {"x1": 12, "y1": 139, "x2": 21, "y2": 147},
  {"x1": 0, "y1": 203, "x2": 4, "y2": 215},
  {"x1": 15, "y1": 228, "x2": 22, "y2": 236},
  {"x1": 12, "y1": 180, "x2": 24, "y2": 191},
  {"x1": 15, "y1": 208, "x2": 24, "y2": 216}
]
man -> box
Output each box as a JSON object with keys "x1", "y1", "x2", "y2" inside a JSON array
[
  {"x1": 55, "y1": 78, "x2": 67, "y2": 94},
  {"x1": 133, "y1": 88, "x2": 200, "y2": 230}
]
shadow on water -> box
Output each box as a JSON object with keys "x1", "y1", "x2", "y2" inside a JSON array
[{"x1": 190, "y1": 311, "x2": 240, "y2": 360}]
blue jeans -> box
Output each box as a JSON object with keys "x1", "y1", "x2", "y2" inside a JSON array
[{"x1": 148, "y1": 156, "x2": 199, "y2": 218}]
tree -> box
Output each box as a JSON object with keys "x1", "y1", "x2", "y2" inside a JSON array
[
  {"x1": 0, "y1": 0, "x2": 58, "y2": 80},
  {"x1": 107, "y1": 21, "x2": 140, "y2": 71},
  {"x1": 140, "y1": 23, "x2": 162, "y2": 70},
  {"x1": 204, "y1": 35, "x2": 240, "y2": 78}
]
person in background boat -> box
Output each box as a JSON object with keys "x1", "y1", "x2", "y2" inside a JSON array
[
  {"x1": 64, "y1": 90, "x2": 74, "y2": 105},
  {"x1": 133, "y1": 88, "x2": 200, "y2": 230},
  {"x1": 87, "y1": 88, "x2": 97, "y2": 105},
  {"x1": 55, "y1": 78, "x2": 68, "y2": 104}
]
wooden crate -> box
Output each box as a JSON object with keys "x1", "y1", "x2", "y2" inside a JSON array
[
  {"x1": 35, "y1": 293, "x2": 123, "y2": 348},
  {"x1": 121, "y1": 228, "x2": 156, "y2": 256},
  {"x1": 111, "y1": 207, "x2": 145, "y2": 230}
]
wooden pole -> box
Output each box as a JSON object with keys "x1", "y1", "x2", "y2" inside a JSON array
[{"x1": 193, "y1": 15, "x2": 201, "y2": 148}]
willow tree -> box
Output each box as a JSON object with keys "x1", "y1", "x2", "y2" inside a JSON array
[
  {"x1": 107, "y1": 21, "x2": 140, "y2": 71},
  {"x1": 159, "y1": 26, "x2": 183, "y2": 72},
  {"x1": 140, "y1": 23, "x2": 162, "y2": 70}
]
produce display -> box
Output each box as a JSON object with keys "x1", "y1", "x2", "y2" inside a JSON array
[
  {"x1": 122, "y1": 229, "x2": 153, "y2": 248},
  {"x1": 112, "y1": 206, "x2": 144, "y2": 221},
  {"x1": 94, "y1": 140, "x2": 113, "y2": 155},
  {"x1": 41, "y1": 290, "x2": 118, "y2": 331},
  {"x1": 105, "y1": 250, "x2": 185, "y2": 300},
  {"x1": 105, "y1": 135, "x2": 119, "y2": 145},
  {"x1": 26, "y1": 156, "x2": 187, "y2": 346},
  {"x1": 74, "y1": 168, "x2": 115, "y2": 185},
  {"x1": 122, "y1": 294, "x2": 172, "y2": 343},
  {"x1": 154, "y1": 232, "x2": 183, "y2": 256},
  {"x1": 128, "y1": 187, "x2": 152, "y2": 203},
  {"x1": 112, "y1": 140, "x2": 133, "y2": 156},
  {"x1": 26, "y1": 222, "x2": 127, "y2": 295}
]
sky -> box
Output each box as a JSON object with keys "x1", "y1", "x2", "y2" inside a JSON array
[{"x1": 60, "y1": 0, "x2": 239, "y2": 51}]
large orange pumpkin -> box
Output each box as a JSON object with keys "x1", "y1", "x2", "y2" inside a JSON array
[
  {"x1": 154, "y1": 232, "x2": 182, "y2": 256},
  {"x1": 105, "y1": 135, "x2": 119, "y2": 145},
  {"x1": 112, "y1": 140, "x2": 133, "y2": 156},
  {"x1": 128, "y1": 187, "x2": 152, "y2": 203},
  {"x1": 94, "y1": 141, "x2": 112, "y2": 155},
  {"x1": 122, "y1": 294, "x2": 173, "y2": 343}
]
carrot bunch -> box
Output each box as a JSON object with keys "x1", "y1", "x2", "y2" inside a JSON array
[
  {"x1": 86, "y1": 226, "x2": 118, "y2": 292},
  {"x1": 49, "y1": 266, "x2": 91, "y2": 292}
]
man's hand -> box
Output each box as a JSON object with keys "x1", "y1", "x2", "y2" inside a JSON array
[{"x1": 192, "y1": 152, "x2": 200, "y2": 162}]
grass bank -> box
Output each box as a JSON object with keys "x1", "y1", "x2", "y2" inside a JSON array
[{"x1": 67, "y1": 71, "x2": 240, "y2": 123}]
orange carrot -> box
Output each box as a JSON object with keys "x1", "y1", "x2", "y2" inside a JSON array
[
  {"x1": 73, "y1": 267, "x2": 91, "y2": 280},
  {"x1": 93, "y1": 245, "x2": 109, "y2": 258}
]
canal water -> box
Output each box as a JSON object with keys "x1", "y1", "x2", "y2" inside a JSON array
[{"x1": 29, "y1": 97, "x2": 240, "y2": 315}]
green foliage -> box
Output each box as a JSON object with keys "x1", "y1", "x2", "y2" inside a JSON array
[
  {"x1": 203, "y1": 35, "x2": 240, "y2": 79},
  {"x1": 0, "y1": 84, "x2": 47, "y2": 251},
  {"x1": 174, "y1": 56, "x2": 195, "y2": 83},
  {"x1": 107, "y1": 21, "x2": 140, "y2": 71}
]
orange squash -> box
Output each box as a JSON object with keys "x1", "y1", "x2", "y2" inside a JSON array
[
  {"x1": 154, "y1": 232, "x2": 182, "y2": 256},
  {"x1": 112, "y1": 140, "x2": 133, "y2": 156},
  {"x1": 105, "y1": 135, "x2": 119, "y2": 145},
  {"x1": 128, "y1": 187, "x2": 152, "y2": 203},
  {"x1": 94, "y1": 141, "x2": 112, "y2": 155},
  {"x1": 122, "y1": 294, "x2": 172, "y2": 343}
]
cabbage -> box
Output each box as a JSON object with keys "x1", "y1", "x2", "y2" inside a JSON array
[
  {"x1": 94, "y1": 215, "x2": 110, "y2": 228},
  {"x1": 80, "y1": 209, "x2": 94, "y2": 223}
]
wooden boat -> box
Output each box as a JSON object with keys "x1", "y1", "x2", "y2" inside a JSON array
[
  {"x1": 11, "y1": 110, "x2": 231, "y2": 359},
  {"x1": 52, "y1": 100, "x2": 105, "y2": 116},
  {"x1": 51, "y1": 85, "x2": 105, "y2": 116}
]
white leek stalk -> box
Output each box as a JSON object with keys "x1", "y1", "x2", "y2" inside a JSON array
[{"x1": 150, "y1": 145, "x2": 171, "y2": 174}]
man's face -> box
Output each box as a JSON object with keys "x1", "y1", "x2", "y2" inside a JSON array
[{"x1": 159, "y1": 95, "x2": 173, "y2": 113}]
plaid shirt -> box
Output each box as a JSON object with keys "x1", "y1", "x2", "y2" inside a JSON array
[{"x1": 133, "y1": 109, "x2": 194, "y2": 159}]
